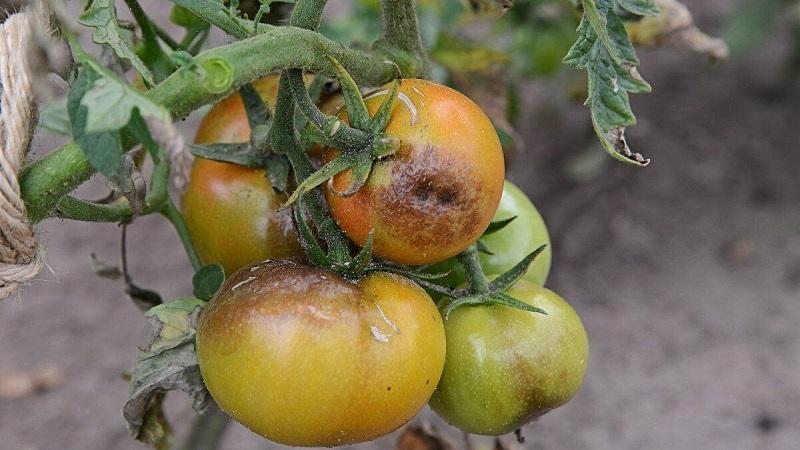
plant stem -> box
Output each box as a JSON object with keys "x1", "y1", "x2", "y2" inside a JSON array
[
  {"x1": 458, "y1": 244, "x2": 490, "y2": 294},
  {"x1": 161, "y1": 199, "x2": 203, "y2": 272},
  {"x1": 21, "y1": 25, "x2": 399, "y2": 224},
  {"x1": 377, "y1": 0, "x2": 428, "y2": 76},
  {"x1": 55, "y1": 147, "x2": 170, "y2": 222},
  {"x1": 153, "y1": 23, "x2": 182, "y2": 51}
]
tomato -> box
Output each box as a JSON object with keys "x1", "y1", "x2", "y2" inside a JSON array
[
  {"x1": 428, "y1": 180, "x2": 552, "y2": 287},
  {"x1": 196, "y1": 259, "x2": 447, "y2": 446},
  {"x1": 429, "y1": 280, "x2": 589, "y2": 435},
  {"x1": 324, "y1": 79, "x2": 505, "y2": 265},
  {"x1": 182, "y1": 76, "x2": 302, "y2": 275}
]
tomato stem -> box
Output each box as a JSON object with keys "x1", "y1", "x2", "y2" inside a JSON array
[
  {"x1": 459, "y1": 244, "x2": 491, "y2": 294},
  {"x1": 161, "y1": 199, "x2": 203, "y2": 273}
]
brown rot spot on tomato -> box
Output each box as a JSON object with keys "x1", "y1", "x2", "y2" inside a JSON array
[{"x1": 377, "y1": 144, "x2": 482, "y2": 249}]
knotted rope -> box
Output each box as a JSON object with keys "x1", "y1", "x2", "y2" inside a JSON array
[{"x1": 0, "y1": 2, "x2": 48, "y2": 299}]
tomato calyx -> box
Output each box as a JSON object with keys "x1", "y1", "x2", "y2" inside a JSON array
[
  {"x1": 403, "y1": 216, "x2": 550, "y2": 318},
  {"x1": 284, "y1": 58, "x2": 402, "y2": 206},
  {"x1": 188, "y1": 82, "x2": 291, "y2": 192}
]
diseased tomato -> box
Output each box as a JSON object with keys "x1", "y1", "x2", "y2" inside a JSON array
[
  {"x1": 196, "y1": 259, "x2": 447, "y2": 446},
  {"x1": 429, "y1": 279, "x2": 589, "y2": 435},
  {"x1": 182, "y1": 76, "x2": 302, "y2": 275},
  {"x1": 324, "y1": 79, "x2": 505, "y2": 265},
  {"x1": 428, "y1": 180, "x2": 552, "y2": 287}
]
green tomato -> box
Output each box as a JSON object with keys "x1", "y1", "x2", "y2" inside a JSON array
[
  {"x1": 429, "y1": 280, "x2": 589, "y2": 435},
  {"x1": 428, "y1": 180, "x2": 551, "y2": 287}
]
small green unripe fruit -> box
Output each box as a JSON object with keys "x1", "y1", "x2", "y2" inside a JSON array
[{"x1": 429, "y1": 280, "x2": 589, "y2": 435}]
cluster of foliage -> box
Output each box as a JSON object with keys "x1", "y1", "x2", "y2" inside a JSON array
[{"x1": 13, "y1": 0, "x2": 723, "y2": 448}]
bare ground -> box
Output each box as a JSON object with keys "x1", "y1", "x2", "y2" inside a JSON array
[{"x1": 2, "y1": 1, "x2": 800, "y2": 449}]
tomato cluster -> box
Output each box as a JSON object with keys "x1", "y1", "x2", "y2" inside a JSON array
[{"x1": 185, "y1": 76, "x2": 588, "y2": 446}]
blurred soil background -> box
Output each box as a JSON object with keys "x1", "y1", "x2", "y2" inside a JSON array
[{"x1": 1, "y1": 0, "x2": 799, "y2": 449}]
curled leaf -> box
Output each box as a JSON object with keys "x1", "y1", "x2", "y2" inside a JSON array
[{"x1": 123, "y1": 298, "x2": 210, "y2": 448}]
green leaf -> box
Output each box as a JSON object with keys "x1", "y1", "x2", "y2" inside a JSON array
[
  {"x1": 564, "y1": 1, "x2": 652, "y2": 166},
  {"x1": 123, "y1": 298, "x2": 210, "y2": 447},
  {"x1": 80, "y1": 77, "x2": 171, "y2": 134},
  {"x1": 79, "y1": 0, "x2": 156, "y2": 86},
  {"x1": 329, "y1": 155, "x2": 373, "y2": 197},
  {"x1": 170, "y1": 4, "x2": 209, "y2": 33},
  {"x1": 348, "y1": 232, "x2": 374, "y2": 277},
  {"x1": 192, "y1": 264, "x2": 225, "y2": 300},
  {"x1": 189, "y1": 143, "x2": 265, "y2": 168},
  {"x1": 617, "y1": 0, "x2": 660, "y2": 17},
  {"x1": 68, "y1": 69, "x2": 123, "y2": 177}
]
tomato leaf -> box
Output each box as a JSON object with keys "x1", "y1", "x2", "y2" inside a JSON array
[
  {"x1": 369, "y1": 80, "x2": 399, "y2": 134},
  {"x1": 79, "y1": 0, "x2": 156, "y2": 86},
  {"x1": 193, "y1": 264, "x2": 225, "y2": 301},
  {"x1": 564, "y1": 0, "x2": 655, "y2": 166},
  {"x1": 327, "y1": 55, "x2": 371, "y2": 131},
  {"x1": 189, "y1": 143, "x2": 265, "y2": 168},
  {"x1": 67, "y1": 68, "x2": 123, "y2": 178},
  {"x1": 123, "y1": 298, "x2": 210, "y2": 447},
  {"x1": 476, "y1": 240, "x2": 494, "y2": 256},
  {"x1": 617, "y1": 0, "x2": 660, "y2": 16},
  {"x1": 80, "y1": 76, "x2": 171, "y2": 135}
]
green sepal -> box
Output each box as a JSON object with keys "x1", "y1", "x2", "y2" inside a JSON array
[
  {"x1": 489, "y1": 292, "x2": 547, "y2": 315},
  {"x1": 291, "y1": 200, "x2": 331, "y2": 267},
  {"x1": 284, "y1": 153, "x2": 355, "y2": 206},
  {"x1": 239, "y1": 82, "x2": 272, "y2": 148},
  {"x1": 476, "y1": 240, "x2": 494, "y2": 256},
  {"x1": 347, "y1": 232, "x2": 374, "y2": 277},
  {"x1": 488, "y1": 244, "x2": 548, "y2": 293},
  {"x1": 189, "y1": 143, "x2": 264, "y2": 168},
  {"x1": 370, "y1": 135, "x2": 401, "y2": 158},
  {"x1": 369, "y1": 80, "x2": 399, "y2": 133},
  {"x1": 330, "y1": 156, "x2": 373, "y2": 197},
  {"x1": 264, "y1": 153, "x2": 291, "y2": 193},
  {"x1": 483, "y1": 216, "x2": 516, "y2": 236},
  {"x1": 327, "y1": 56, "x2": 371, "y2": 130}
]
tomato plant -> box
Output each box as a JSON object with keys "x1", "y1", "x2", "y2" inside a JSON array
[
  {"x1": 3, "y1": 0, "x2": 725, "y2": 446},
  {"x1": 324, "y1": 79, "x2": 505, "y2": 265},
  {"x1": 196, "y1": 259, "x2": 446, "y2": 446},
  {"x1": 430, "y1": 279, "x2": 589, "y2": 435}
]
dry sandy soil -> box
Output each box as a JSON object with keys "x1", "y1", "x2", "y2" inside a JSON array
[{"x1": 1, "y1": 0, "x2": 799, "y2": 449}]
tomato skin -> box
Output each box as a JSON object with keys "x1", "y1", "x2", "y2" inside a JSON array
[
  {"x1": 429, "y1": 280, "x2": 588, "y2": 435},
  {"x1": 182, "y1": 76, "x2": 302, "y2": 275},
  {"x1": 429, "y1": 180, "x2": 552, "y2": 287},
  {"x1": 196, "y1": 259, "x2": 447, "y2": 446},
  {"x1": 325, "y1": 79, "x2": 505, "y2": 265}
]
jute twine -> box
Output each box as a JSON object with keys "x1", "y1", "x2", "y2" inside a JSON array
[{"x1": 0, "y1": 2, "x2": 48, "y2": 299}]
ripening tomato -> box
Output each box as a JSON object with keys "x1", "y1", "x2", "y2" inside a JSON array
[
  {"x1": 182, "y1": 76, "x2": 302, "y2": 275},
  {"x1": 196, "y1": 259, "x2": 447, "y2": 447},
  {"x1": 324, "y1": 79, "x2": 505, "y2": 265},
  {"x1": 427, "y1": 180, "x2": 552, "y2": 287},
  {"x1": 429, "y1": 280, "x2": 589, "y2": 435}
]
